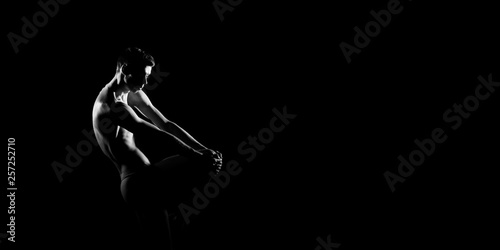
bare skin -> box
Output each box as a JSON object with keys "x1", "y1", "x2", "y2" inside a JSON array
[{"x1": 92, "y1": 64, "x2": 221, "y2": 249}]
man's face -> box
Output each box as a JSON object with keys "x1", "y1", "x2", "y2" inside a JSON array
[{"x1": 123, "y1": 65, "x2": 152, "y2": 92}]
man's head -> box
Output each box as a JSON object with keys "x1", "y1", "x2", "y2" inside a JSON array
[{"x1": 116, "y1": 47, "x2": 155, "y2": 92}]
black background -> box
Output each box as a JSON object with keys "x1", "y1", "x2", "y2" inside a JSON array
[{"x1": 3, "y1": 0, "x2": 499, "y2": 249}]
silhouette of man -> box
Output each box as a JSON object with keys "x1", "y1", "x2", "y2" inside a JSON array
[{"x1": 92, "y1": 47, "x2": 222, "y2": 249}]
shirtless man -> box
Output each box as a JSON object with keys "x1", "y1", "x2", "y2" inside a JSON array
[{"x1": 92, "y1": 47, "x2": 222, "y2": 249}]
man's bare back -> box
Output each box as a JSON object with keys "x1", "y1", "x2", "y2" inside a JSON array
[{"x1": 92, "y1": 81, "x2": 151, "y2": 179}]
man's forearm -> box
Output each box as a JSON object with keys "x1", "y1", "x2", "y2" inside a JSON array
[
  {"x1": 156, "y1": 129, "x2": 201, "y2": 158},
  {"x1": 131, "y1": 119, "x2": 200, "y2": 158},
  {"x1": 159, "y1": 121, "x2": 207, "y2": 151}
]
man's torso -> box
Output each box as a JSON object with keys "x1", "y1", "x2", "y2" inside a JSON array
[{"x1": 92, "y1": 85, "x2": 150, "y2": 178}]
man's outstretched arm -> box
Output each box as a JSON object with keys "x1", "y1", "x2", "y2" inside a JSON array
[
  {"x1": 128, "y1": 90, "x2": 208, "y2": 151},
  {"x1": 107, "y1": 101, "x2": 202, "y2": 158}
]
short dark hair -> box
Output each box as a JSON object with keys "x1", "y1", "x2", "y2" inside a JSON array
[{"x1": 116, "y1": 47, "x2": 155, "y2": 73}]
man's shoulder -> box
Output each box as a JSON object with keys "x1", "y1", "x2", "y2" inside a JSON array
[{"x1": 93, "y1": 101, "x2": 111, "y2": 122}]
